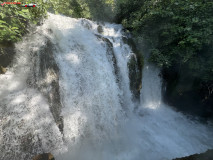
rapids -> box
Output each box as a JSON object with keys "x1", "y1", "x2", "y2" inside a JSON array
[{"x1": 0, "y1": 14, "x2": 213, "y2": 160}]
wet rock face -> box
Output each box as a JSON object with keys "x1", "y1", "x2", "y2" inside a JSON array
[
  {"x1": 27, "y1": 39, "x2": 63, "y2": 133},
  {"x1": 96, "y1": 33, "x2": 143, "y2": 102},
  {"x1": 0, "y1": 44, "x2": 16, "y2": 74},
  {"x1": 128, "y1": 54, "x2": 142, "y2": 101},
  {"x1": 173, "y1": 149, "x2": 213, "y2": 160},
  {"x1": 97, "y1": 25, "x2": 103, "y2": 34},
  {"x1": 32, "y1": 153, "x2": 55, "y2": 160},
  {"x1": 95, "y1": 34, "x2": 120, "y2": 84},
  {"x1": 81, "y1": 19, "x2": 92, "y2": 30},
  {"x1": 123, "y1": 36, "x2": 143, "y2": 102},
  {"x1": 0, "y1": 66, "x2": 7, "y2": 74}
]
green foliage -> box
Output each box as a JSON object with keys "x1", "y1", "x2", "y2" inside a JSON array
[
  {"x1": 0, "y1": 0, "x2": 116, "y2": 44},
  {"x1": 86, "y1": 0, "x2": 115, "y2": 21},
  {"x1": 47, "y1": 0, "x2": 89, "y2": 18},
  {"x1": 47, "y1": 0, "x2": 115, "y2": 21},
  {"x1": 0, "y1": 0, "x2": 47, "y2": 44},
  {"x1": 117, "y1": 0, "x2": 213, "y2": 82}
]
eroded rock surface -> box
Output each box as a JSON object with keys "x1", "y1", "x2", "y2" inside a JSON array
[
  {"x1": 173, "y1": 149, "x2": 213, "y2": 160},
  {"x1": 27, "y1": 39, "x2": 64, "y2": 133}
]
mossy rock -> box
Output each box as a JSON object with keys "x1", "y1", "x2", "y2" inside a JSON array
[
  {"x1": 0, "y1": 66, "x2": 7, "y2": 74},
  {"x1": 32, "y1": 153, "x2": 55, "y2": 160}
]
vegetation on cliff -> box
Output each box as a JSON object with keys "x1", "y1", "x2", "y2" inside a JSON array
[
  {"x1": 116, "y1": 0, "x2": 213, "y2": 118},
  {"x1": 117, "y1": 0, "x2": 213, "y2": 81},
  {"x1": 0, "y1": 0, "x2": 115, "y2": 72},
  {"x1": 0, "y1": 0, "x2": 115, "y2": 45}
]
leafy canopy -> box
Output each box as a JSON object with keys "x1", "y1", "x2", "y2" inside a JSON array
[
  {"x1": 117, "y1": 0, "x2": 213, "y2": 81},
  {"x1": 0, "y1": 0, "x2": 47, "y2": 44},
  {"x1": 0, "y1": 0, "x2": 116, "y2": 44}
]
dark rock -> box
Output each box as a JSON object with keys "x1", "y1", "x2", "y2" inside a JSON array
[
  {"x1": 173, "y1": 149, "x2": 213, "y2": 160},
  {"x1": 27, "y1": 39, "x2": 64, "y2": 133},
  {"x1": 123, "y1": 36, "x2": 143, "y2": 102},
  {"x1": 128, "y1": 54, "x2": 142, "y2": 101},
  {"x1": 0, "y1": 66, "x2": 7, "y2": 74},
  {"x1": 97, "y1": 25, "x2": 103, "y2": 34},
  {"x1": 0, "y1": 43, "x2": 16, "y2": 73},
  {"x1": 96, "y1": 33, "x2": 143, "y2": 102},
  {"x1": 81, "y1": 19, "x2": 92, "y2": 30},
  {"x1": 32, "y1": 153, "x2": 55, "y2": 160}
]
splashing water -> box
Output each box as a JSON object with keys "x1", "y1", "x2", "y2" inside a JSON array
[{"x1": 0, "y1": 13, "x2": 213, "y2": 160}]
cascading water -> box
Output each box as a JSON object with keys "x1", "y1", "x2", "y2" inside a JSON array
[{"x1": 0, "y1": 13, "x2": 213, "y2": 160}]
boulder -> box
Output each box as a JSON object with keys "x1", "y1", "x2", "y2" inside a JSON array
[
  {"x1": 97, "y1": 25, "x2": 103, "y2": 34},
  {"x1": 32, "y1": 153, "x2": 55, "y2": 160},
  {"x1": 0, "y1": 66, "x2": 7, "y2": 74}
]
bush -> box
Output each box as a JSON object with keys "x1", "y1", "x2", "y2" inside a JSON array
[{"x1": 117, "y1": 0, "x2": 213, "y2": 82}]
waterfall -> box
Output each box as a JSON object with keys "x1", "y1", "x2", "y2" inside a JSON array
[{"x1": 0, "y1": 13, "x2": 213, "y2": 160}]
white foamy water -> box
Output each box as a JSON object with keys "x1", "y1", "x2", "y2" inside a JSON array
[{"x1": 0, "y1": 13, "x2": 212, "y2": 160}]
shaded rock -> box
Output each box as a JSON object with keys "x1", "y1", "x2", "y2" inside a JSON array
[
  {"x1": 0, "y1": 43, "x2": 16, "y2": 73},
  {"x1": 27, "y1": 39, "x2": 64, "y2": 133},
  {"x1": 32, "y1": 153, "x2": 55, "y2": 160},
  {"x1": 96, "y1": 33, "x2": 143, "y2": 102},
  {"x1": 0, "y1": 66, "x2": 7, "y2": 74},
  {"x1": 162, "y1": 45, "x2": 213, "y2": 121},
  {"x1": 128, "y1": 54, "x2": 142, "y2": 101},
  {"x1": 173, "y1": 149, "x2": 213, "y2": 160},
  {"x1": 81, "y1": 19, "x2": 92, "y2": 30},
  {"x1": 97, "y1": 25, "x2": 103, "y2": 34},
  {"x1": 123, "y1": 36, "x2": 143, "y2": 102},
  {"x1": 162, "y1": 65, "x2": 213, "y2": 121}
]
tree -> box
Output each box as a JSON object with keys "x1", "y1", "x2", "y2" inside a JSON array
[{"x1": 0, "y1": 0, "x2": 47, "y2": 44}]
